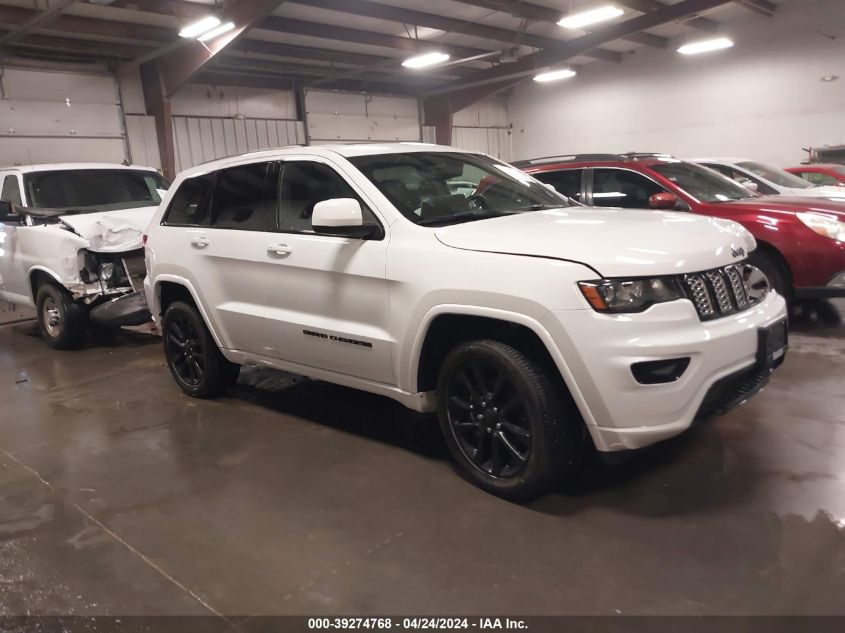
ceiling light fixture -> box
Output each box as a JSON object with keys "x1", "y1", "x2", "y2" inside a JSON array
[
  {"x1": 558, "y1": 5, "x2": 623, "y2": 30},
  {"x1": 178, "y1": 16, "x2": 221, "y2": 39},
  {"x1": 402, "y1": 52, "x2": 450, "y2": 69},
  {"x1": 197, "y1": 21, "x2": 236, "y2": 42},
  {"x1": 677, "y1": 37, "x2": 734, "y2": 55},
  {"x1": 821, "y1": 74, "x2": 839, "y2": 82},
  {"x1": 533, "y1": 68, "x2": 577, "y2": 83}
]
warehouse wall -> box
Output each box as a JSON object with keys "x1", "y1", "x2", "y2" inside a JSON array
[
  {"x1": 452, "y1": 96, "x2": 513, "y2": 161},
  {"x1": 305, "y1": 90, "x2": 420, "y2": 143},
  {"x1": 0, "y1": 64, "x2": 128, "y2": 166},
  {"x1": 508, "y1": 0, "x2": 845, "y2": 166}
]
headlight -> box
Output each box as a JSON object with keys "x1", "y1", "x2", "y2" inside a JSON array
[
  {"x1": 99, "y1": 262, "x2": 115, "y2": 282},
  {"x1": 578, "y1": 278, "x2": 684, "y2": 313},
  {"x1": 797, "y1": 212, "x2": 845, "y2": 241}
]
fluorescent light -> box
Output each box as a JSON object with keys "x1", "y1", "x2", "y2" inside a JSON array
[
  {"x1": 197, "y1": 21, "x2": 235, "y2": 42},
  {"x1": 558, "y1": 5, "x2": 623, "y2": 29},
  {"x1": 677, "y1": 37, "x2": 734, "y2": 55},
  {"x1": 179, "y1": 16, "x2": 221, "y2": 38},
  {"x1": 533, "y1": 68, "x2": 577, "y2": 83},
  {"x1": 402, "y1": 52, "x2": 450, "y2": 69}
]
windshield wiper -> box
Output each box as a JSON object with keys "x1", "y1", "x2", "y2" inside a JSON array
[{"x1": 418, "y1": 211, "x2": 507, "y2": 226}]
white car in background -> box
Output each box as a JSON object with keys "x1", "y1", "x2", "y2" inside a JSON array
[
  {"x1": 0, "y1": 163, "x2": 168, "y2": 348},
  {"x1": 691, "y1": 157, "x2": 845, "y2": 200}
]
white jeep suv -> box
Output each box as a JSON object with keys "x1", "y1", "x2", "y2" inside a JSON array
[
  {"x1": 0, "y1": 163, "x2": 168, "y2": 348},
  {"x1": 144, "y1": 144, "x2": 788, "y2": 499}
]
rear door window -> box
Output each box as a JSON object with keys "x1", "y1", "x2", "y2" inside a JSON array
[
  {"x1": 209, "y1": 162, "x2": 278, "y2": 232},
  {"x1": 162, "y1": 172, "x2": 216, "y2": 226},
  {"x1": 532, "y1": 169, "x2": 583, "y2": 201}
]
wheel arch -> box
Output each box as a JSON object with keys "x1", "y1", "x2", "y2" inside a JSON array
[
  {"x1": 752, "y1": 239, "x2": 793, "y2": 289},
  {"x1": 154, "y1": 275, "x2": 226, "y2": 349},
  {"x1": 28, "y1": 266, "x2": 65, "y2": 301},
  {"x1": 410, "y1": 307, "x2": 594, "y2": 429}
]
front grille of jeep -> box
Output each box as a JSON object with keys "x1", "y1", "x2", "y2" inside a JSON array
[{"x1": 682, "y1": 262, "x2": 760, "y2": 321}]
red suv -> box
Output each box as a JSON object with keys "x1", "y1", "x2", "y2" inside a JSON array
[
  {"x1": 517, "y1": 154, "x2": 845, "y2": 300},
  {"x1": 785, "y1": 164, "x2": 845, "y2": 188}
]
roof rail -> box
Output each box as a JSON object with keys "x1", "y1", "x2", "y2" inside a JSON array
[
  {"x1": 197, "y1": 144, "x2": 308, "y2": 166},
  {"x1": 512, "y1": 153, "x2": 624, "y2": 167}
]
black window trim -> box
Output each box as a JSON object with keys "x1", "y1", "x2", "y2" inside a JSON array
[{"x1": 531, "y1": 166, "x2": 587, "y2": 203}]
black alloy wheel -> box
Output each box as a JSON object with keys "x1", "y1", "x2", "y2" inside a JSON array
[
  {"x1": 446, "y1": 359, "x2": 532, "y2": 478},
  {"x1": 437, "y1": 339, "x2": 585, "y2": 501},
  {"x1": 162, "y1": 301, "x2": 240, "y2": 398}
]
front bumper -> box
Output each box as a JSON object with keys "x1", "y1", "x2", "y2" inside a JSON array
[
  {"x1": 542, "y1": 291, "x2": 788, "y2": 452},
  {"x1": 88, "y1": 290, "x2": 151, "y2": 327}
]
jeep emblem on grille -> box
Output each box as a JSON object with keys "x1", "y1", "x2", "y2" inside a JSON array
[{"x1": 731, "y1": 246, "x2": 746, "y2": 258}]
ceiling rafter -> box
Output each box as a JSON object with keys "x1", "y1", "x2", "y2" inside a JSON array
[
  {"x1": 617, "y1": 0, "x2": 721, "y2": 32},
  {"x1": 286, "y1": 0, "x2": 628, "y2": 61},
  {"x1": 0, "y1": 0, "x2": 78, "y2": 48},
  {"x1": 447, "y1": 0, "x2": 668, "y2": 48},
  {"x1": 425, "y1": 0, "x2": 734, "y2": 96}
]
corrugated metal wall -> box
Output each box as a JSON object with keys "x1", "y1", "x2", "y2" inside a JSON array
[
  {"x1": 172, "y1": 116, "x2": 306, "y2": 173},
  {"x1": 450, "y1": 96, "x2": 513, "y2": 161}
]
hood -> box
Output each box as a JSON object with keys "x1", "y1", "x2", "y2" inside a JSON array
[
  {"x1": 779, "y1": 185, "x2": 845, "y2": 200},
  {"x1": 56, "y1": 207, "x2": 157, "y2": 252},
  {"x1": 434, "y1": 208, "x2": 755, "y2": 278},
  {"x1": 723, "y1": 196, "x2": 845, "y2": 220}
]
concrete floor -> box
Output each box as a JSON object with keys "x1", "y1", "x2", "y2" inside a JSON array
[{"x1": 0, "y1": 301, "x2": 843, "y2": 617}]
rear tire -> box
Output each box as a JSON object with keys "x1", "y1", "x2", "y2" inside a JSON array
[
  {"x1": 35, "y1": 283, "x2": 88, "y2": 350},
  {"x1": 748, "y1": 249, "x2": 791, "y2": 300},
  {"x1": 436, "y1": 339, "x2": 585, "y2": 501},
  {"x1": 162, "y1": 301, "x2": 240, "y2": 398}
]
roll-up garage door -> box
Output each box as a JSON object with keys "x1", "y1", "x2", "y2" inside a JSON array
[
  {"x1": 0, "y1": 67, "x2": 128, "y2": 165},
  {"x1": 306, "y1": 90, "x2": 421, "y2": 143}
]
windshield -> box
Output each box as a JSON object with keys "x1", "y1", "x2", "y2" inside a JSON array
[
  {"x1": 348, "y1": 151, "x2": 567, "y2": 226},
  {"x1": 24, "y1": 169, "x2": 170, "y2": 212},
  {"x1": 737, "y1": 161, "x2": 813, "y2": 189},
  {"x1": 651, "y1": 161, "x2": 756, "y2": 203}
]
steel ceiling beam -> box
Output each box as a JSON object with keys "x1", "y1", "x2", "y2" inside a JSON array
[
  {"x1": 0, "y1": 0, "x2": 78, "y2": 48},
  {"x1": 736, "y1": 0, "x2": 776, "y2": 16},
  {"x1": 287, "y1": 0, "x2": 628, "y2": 61},
  {"x1": 617, "y1": 0, "x2": 721, "y2": 32},
  {"x1": 447, "y1": 0, "x2": 668, "y2": 48},
  {"x1": 425, "y1": 0, "x2": 734, "y2": 96}
]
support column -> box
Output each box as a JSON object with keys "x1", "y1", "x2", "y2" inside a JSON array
[{"x1": 140, "y1": 62, "x2": 176, "y2": 180}]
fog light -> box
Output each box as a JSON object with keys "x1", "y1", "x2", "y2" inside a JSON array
[
  {"x1": 631, "y1": 357, "x2": 690, "y2": 385},
  {"x1": 99, "y1": 262, "x2": 115, "y2": 282}
]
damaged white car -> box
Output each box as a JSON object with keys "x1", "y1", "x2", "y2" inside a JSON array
[{"x1": 0, "y1": 164, "x2": 168, "y2": 348}]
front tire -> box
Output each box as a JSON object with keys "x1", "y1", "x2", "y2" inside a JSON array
[
  {"x1": 748, "y1": 249, "x2": 790, "y2": 300},
  {"x1": 35, "y1": 283, "x2": 88, "y2": 350},
  {"x1": 436, "y1": 340, "x2": 585, "y2": 501},
  {"x1": 162, "y1": 301, "x2": 240, "y2": 398}
]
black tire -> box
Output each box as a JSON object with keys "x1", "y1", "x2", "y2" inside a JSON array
[
  {"x1": 436, "y1": 339, "x2": 585, "y2": 501},
  {"x1": 35, "y1": 283, "x2": 88, "y2": 350},
  {"x1": 748, "y1": 249, "x2": 791, "y2": 300},
  {"x1": 162, "y1": 301, "x2": 240, "y2": 398}
]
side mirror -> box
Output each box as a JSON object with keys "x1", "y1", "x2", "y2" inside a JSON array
[
  {"x1": 312, "y1": 198, "x2": 378, "y2": 239},
  {"x1": 648, "y1": 192, "x2": 679, "y2": 210},
  {"x1": 0, "y1": 200, "x2": 22, "y2": 224}
]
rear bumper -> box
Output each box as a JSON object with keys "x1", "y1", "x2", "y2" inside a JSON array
[{"x1": 88, "y1": 290, "x2": 151, "y2": 327}]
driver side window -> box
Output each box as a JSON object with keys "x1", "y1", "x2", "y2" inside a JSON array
[
  {"x1": 277, "y1": 161, "x2": 377, "y2": 234},
  {"x1": 1, "y1": 175, "x2": 22, "y2": 207},
  {"x1": 592, "y1": 169, "x2": 664, "y2": 208}
]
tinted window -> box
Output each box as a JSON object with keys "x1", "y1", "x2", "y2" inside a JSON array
[
  {"x1": 592, "y1": 169, "x2": 664, "y2": 208},
  {"x1": 1, "y1": 175, "x2": 22, "y2": 207},
  {"x1": 533, "y1": 169, "x2": 582, "y2": 201},
  {"x1": 278, "y1": 161, "x2": 373, "y2": 233},
  {"x1": 737, "y1": 161, "x2": 813, "y2": 189},
  {"x1": 799, "y1": 171, "x2": 839, "y2": 186},
  {"x1": 163, "y1": 173, "x2": 215, "y2": 226},
  {"x1": 650, "y1": 161, "x2": 755, "y2": 203},
  {"x1": 349, "y1": 152, "x2": 566, "y2": 227},
  {"x1": 24, "y1": 169, "x2": 168, "y2": 212},
  {"x1": 210, "y1": 162, "x2": 277, "y2": 232}
]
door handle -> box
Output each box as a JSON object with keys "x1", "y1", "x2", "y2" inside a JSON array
[
  {"x1": 267, "y1": 243, "x2": 292, "y2": 256},
  {"x1": 190, "y1": 237, "x2": 209, "y2": 249}
]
